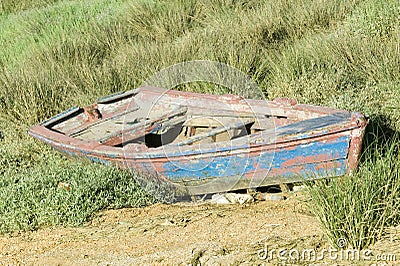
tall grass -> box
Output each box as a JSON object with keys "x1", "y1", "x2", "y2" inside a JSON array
[
  {"x1": 0, "y1": 0, "x2": 59, "y2": 14},
  {"x1": 0, "y1": 0, "x2": 368, "y2": 125},
  {"x1": 0, "y1": 0, "x2": 399, "y2": 242},
  {"x1": 307, "y1": 132, "x2": 399, "y2": 249}
]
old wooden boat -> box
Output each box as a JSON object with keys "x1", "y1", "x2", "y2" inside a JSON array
[{"x1": 29, "y1": 86, "x2": 368, "y2": 195}]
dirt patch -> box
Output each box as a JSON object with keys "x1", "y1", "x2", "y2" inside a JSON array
[{"x1": 0, "y1": 194, "x2": 398, "y2": 265}]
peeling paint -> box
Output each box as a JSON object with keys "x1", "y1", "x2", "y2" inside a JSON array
[{"x1": 28, "y1": 86, "x2": 369, "y2": 195}]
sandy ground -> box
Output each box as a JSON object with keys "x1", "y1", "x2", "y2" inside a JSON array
[{"x1": 0, "y1": 194, "x2": 399, "y2": 266}]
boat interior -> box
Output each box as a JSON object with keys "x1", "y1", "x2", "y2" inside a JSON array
[
  {"x1": 44, "y1": 91, "x2": 295, "y2": 150},
  {"x1": 42, "y1": 88, "x2": 350, "y2": 150}
]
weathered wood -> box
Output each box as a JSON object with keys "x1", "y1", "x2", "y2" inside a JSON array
[
  {"x1": 98, "y1": 106, "x2": 187, "y2": 146},
  {"x1": 183, "y1": 117, "x2": 239, "y2": 128},
  {"x1": 41, "y1": 107, "x2": 81, "y2": 128},
  {"x1": 68, "y1": 106, "x2": 140, "y2": 137},
  {"x1": 96, "y1": 88, "x2": 140, "y2": 104},
  {"x1": 175, "y1": 119, "x2": 254, "y2": 146},
  {"x1": 183, "y1": 116, "x2": 275, "y2": 130},
  {"x1": 28, "y1": 86, "x2": 369, "y2": 196}
]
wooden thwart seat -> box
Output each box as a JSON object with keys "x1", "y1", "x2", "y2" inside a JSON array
[{"x1": 173, "y1": 119, "x2": 254, "y2": 146}]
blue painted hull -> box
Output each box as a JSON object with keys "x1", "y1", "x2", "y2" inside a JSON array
[{"x1": 29, "y1": 87, "x2": 369, "y2": 195}]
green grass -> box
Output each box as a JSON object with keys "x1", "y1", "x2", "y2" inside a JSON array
[
  {"x1": 0, "y1": 0, "x2": 60, "y2": 14},
  {"x1": 0, "y1": 121, "x2": 155, "y2": 233},
  {"x1": 0, "y1": 0, "x2": 399, "y2": 246},
  {"x1": 307, "y1": 131, "x2": 400, "y2": 249}
]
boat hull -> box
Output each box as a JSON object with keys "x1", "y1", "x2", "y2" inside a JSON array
[{"x1": 29, "y1": 86, "x2": 368, "y2": 195}]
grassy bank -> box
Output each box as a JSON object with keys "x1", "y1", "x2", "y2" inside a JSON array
[
  {"x1": 308, "y1": 131, "x2": 399, "y2": 249},
  {"x1": 0, "y1": 0, "x2": 399, "y2": 247},
  {"x1": 0, "y1": 121, "x2": 155, "y2": 233}
]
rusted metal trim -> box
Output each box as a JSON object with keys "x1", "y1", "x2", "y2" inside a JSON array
[
  {"x1": 83, "y1": 104, "x2": 102, "y2": 122},
  {"x1": 347, "y1": 114, "x2": 369, "y2": 171}
]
